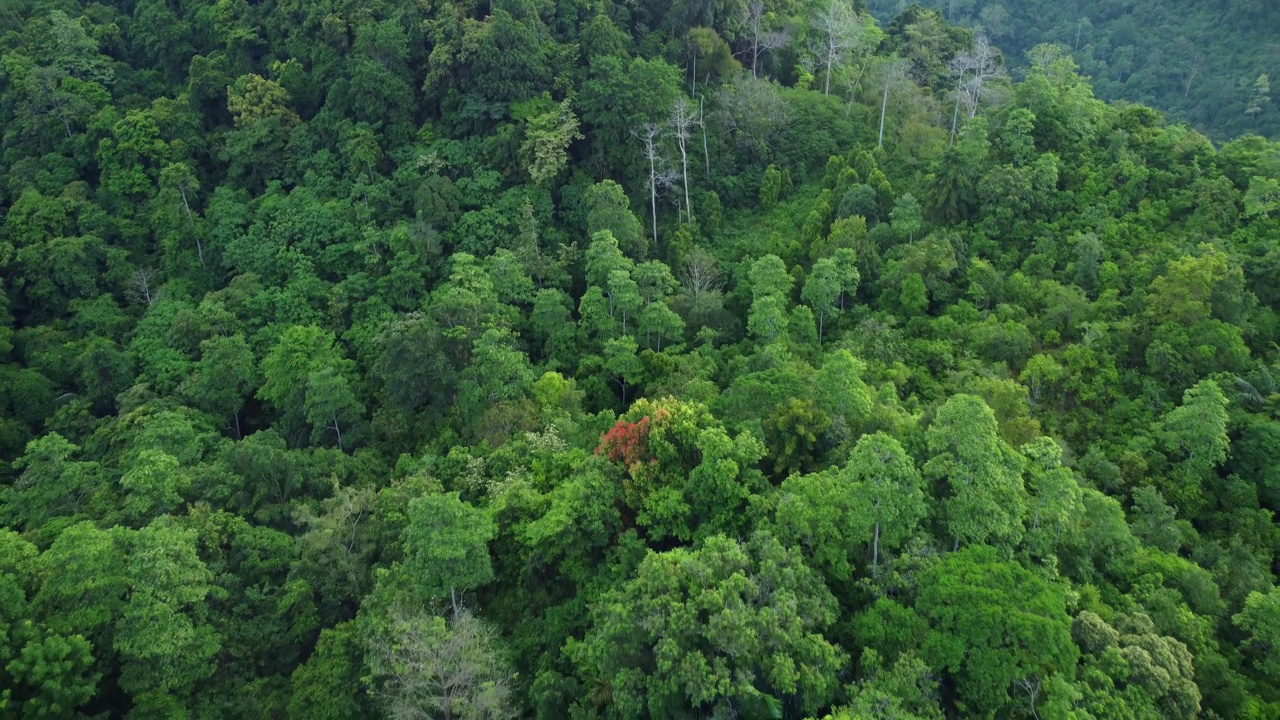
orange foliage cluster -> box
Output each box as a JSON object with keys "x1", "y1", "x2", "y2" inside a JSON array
[{"x1": 596, "y1": 416, "x2": 653, "y2": 468}]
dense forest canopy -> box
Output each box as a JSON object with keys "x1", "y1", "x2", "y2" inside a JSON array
[
  {"x1": 865, "y1": 0, "x2": 1280, "y2": 141},
  {"x1": 1, "y1": 0, "x2": 1280, "y2": 718}
]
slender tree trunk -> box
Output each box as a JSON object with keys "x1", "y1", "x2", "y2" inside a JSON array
[
  {"x1": 649, "y1": 153, "x2": 659, "y2": 247},
  {"x1": 970, "y1": 78, "x2": 984, "y2": 118},
  {"x1": 233, "y1": 411, "x2": 242, "y2": 441},
  {"x1": 180, "y1": 186, "x2": 195, "y2": 222},
  {"x1": 873, "y1": 519, "x2": 881, "y2": 574},
  {"x1": 700, "y1": 97, "x2": 710, "y2": 175},
  {"x1": 680, "y1": 142, "x2": 691, "y2": 226},
  {"x1": 180, "y1": 186, "x2": 206, "y2": 268},
  {"x1": 671, "y1": 99, "x2": 694, "y2": 226},
  {"x1": 879, "y1": 82, "x2": 890, "y2": 146},
  {"x1": 950, "y1": 74, "x2": 965, "y2": 147},
  {"x1": 818, "y1": 311, "x2": 825, "y2": 346},
  {"x1": 332, "y1": 418, "x2": 344, "y2": 452},
  {"x1": 691, "y1": 53, "x2": 697, "y2": 96}
]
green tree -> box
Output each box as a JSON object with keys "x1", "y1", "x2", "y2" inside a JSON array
[
  {"x1": 294, "y1": 482, "x2": 377, "y2": 605},
  {"x1": 1243, "y1": 176, "x2": 1280, "y2": 219},
  {"x1": 924, "y1": 394, "x2": 1027, "y2": 550},
  {"x1": 812, "y1": 350, "x2": 874, "y2": 434},
  {"x1": 838, "y1": 649, "x2": 943, "y2": 720},
  {"x1": 747, "y1": 254, "x2": 795, "y2": 343},
  {"x1": 1, "y1": 434, "x2": 99, "y2": 536},
  {"x1": 846, "y1": 432, "x2": 927, "y2": 574},
  {"x1": 259, "y1": 325, "x2": 357, "y2": 443},
  {"x1": 530, "y1": 289, "x2": 578, "y2": 368},
  {"x1": 890, "y1": 192, "x2": 924, "y2": 242},
  {"x1": 1020, "y1": 437, "x2": 1082, "y2": 560},
  {"x1": 584, "y1": 231, "x2": 633, "y2": 289},
  {"x1": 401, "y1": 493, "x2": 496, "y2": 611},
  {"x1": 1159, "y1": 379, "x2": 1230, "y2": 514},
  {"x1": 32, "y1": 523, "x2": 129, "y2": 644},
  {"x1": 579, "y1": 55, "x2": 681, "y2": 183},
  {"x1": 183, "y1": 333, "x2": 257, "y2": 438},
  {"x1": 803, "y1": 257, "x2": 843, "y2": 345},
  {"x1": 606, "y1": 269, "x2": 643, "y2": 335},
  {"x1": 638, "y1": 301, "x2": 685, "y2": 351},
  {"x1": 1234, "y1": 588, "x2": 1280, "y2": 680},
  {"x1": 119, "y1": 450, "x2": 189, "y2": 522},
  {"x1": 373, "y1": 314, "x2": 453, "y2": 415},
  {"x1": 760, "y1": 164, "x2": 783, "y2": 210},
  {"x1": 899, "y1": 272, "x2": 929, "y2": 316},
  {"x1": 5, "y1": 630, "x2": 100, "y2": 719},
  {"x1": 764, "y1": 398, "x2": 831, "y2": 477},
  {"x1": 287, "y1": 622, "x2": 366, "y2": 720},
  {"x1": 774, "y1": 467, "x2": 866, "y2": 585},
  {"x1": 1244, "y1": 74, "x2": 1271, "y2": 119},
  {"x1": 749, "y1": 253, "x2": 794, "y2": 299},
  {"x1": 226, "y1": 73, "x2": 298, "y2": 127},
  {"x1": 747, "y1": 294, "x2": 789, "y2": 343},
  {"x1": 917, "y1": 546, "x2": 1078, "y2": 716},
  {"x1": 116, "y1": 520, "x2": 221, "y2": 715},
  {"x1": 570, "y1": 533, "x2": 845, "y2": 718},
  {"x1": 520, "y1": 98, "x2": 583, "y2": 186},
  {"x1": 588, "y1": 183, "x2": 650, "y2": 258},
  {"x1": 602, "y1": 335, "x2": 644, "y2": 404},
  {"x1": 304, "y1": 367, "x2": 365, "y2": 452}
]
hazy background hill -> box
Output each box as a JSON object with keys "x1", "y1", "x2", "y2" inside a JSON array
[{"x1": 867, "y1": 0, "x2": 1280, "y2": 140}]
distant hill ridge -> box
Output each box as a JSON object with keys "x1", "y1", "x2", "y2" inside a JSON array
[{"x1": 867, "y1": 0, "x2": 1280, "y2": 140}]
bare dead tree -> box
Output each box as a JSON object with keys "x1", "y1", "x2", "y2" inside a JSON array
[
  {"x1": 324, "y1": 415, "x2": 345, "y2": 453},
  {"x1": 1015, "y1": 675, "x2": 1042, "y2": 720},
  {"x1": 367, "y1": 607, "x2": 516, "y2": 720},
  {"x1": 811, "y1": 0, "x2": 867, "y2": 96},
  {"x1": 965, "y1": 34, "x2": 1001, "y2": 118},
  {"x1": 948, "y1": 35, "x2": 1000, "y2": 144},
  {"x1": 947, "y1": 54, "x2": 974, "y2": 145},
  {"x1": 680, "y1": 246, "x2": 724, "y2": 300},
  {"x1": 128, "y1": 267, "x2": 161, "y2": 306},
  {"x1": 669, "y1": 97, "x2": 696, "y2": 225},
  {"x1": 1184, "y1": 54, "x2": 1202, "y2": 98},
  {"x1": 747, "y1": 0, "x2": 791, "y2": 78},
  {"x1": 713, "y1": 74, "x2": 794, "y2": 155},
  {"x1": 877, "y1": 57, "x2": 912, "y2": 147},
  {"x1": 635, "y1": 123, "x2": 664, "y2": 247},
  {"x1": 656, "y1": 167, "x2": 681, "y2": 203}
]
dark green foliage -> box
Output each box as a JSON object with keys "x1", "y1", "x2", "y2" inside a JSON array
[{"x1": 1, "y1": 1, "x2": 1279, "y2": 718}]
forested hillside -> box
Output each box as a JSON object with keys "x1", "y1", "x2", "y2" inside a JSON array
[
  {"x1": 2, "y1": 0, "x2": 1280, "y2": 718},
  {"x1": 865, "y1": 0, "x2": 1280, "y2": 141}
]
